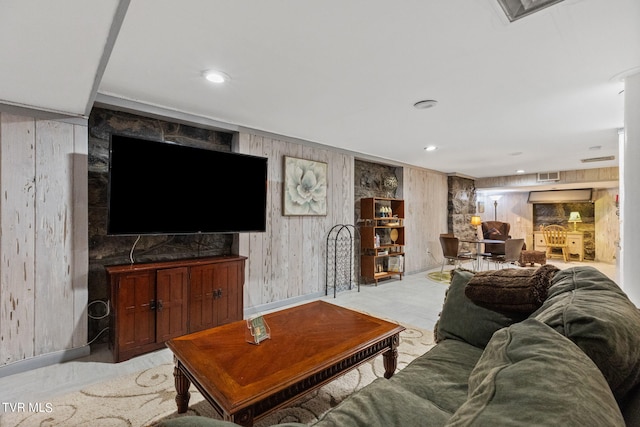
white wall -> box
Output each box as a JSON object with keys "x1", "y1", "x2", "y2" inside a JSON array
[{"x1": 621, "y1": 72, "x2": 640, "y2": 305}]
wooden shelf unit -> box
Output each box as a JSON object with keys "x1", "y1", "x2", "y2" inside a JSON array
[
  {"x1": 359, "y1": 197, "x2": 405, "y2": 284},
  {"x1": 106, "y1": 255, "x2": 246, "y2": 362}
]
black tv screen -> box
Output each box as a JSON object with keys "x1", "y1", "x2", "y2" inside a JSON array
[{"x1": 107, "y1": 135, "x2": 267, "y2": 235}]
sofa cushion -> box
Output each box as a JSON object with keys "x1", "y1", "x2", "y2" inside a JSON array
[
  {"x1": 532, "y1": 266, "x2": 640, "y2": 403},
  {"x1": 446, "y1": 319, "x2": 625, "y2": 427},
  {"x1": 435, "y1": 269, "x2": 517, "y2": 349},
  {"x1": 312, "y1": 376, "x2": 451, "y2": 427},
  {"x1": 390, "y1": 339, "x2": 484, "y2": 415},
  {"x1": 464, "y1": 264, "x2": 559, "y2": 315}
]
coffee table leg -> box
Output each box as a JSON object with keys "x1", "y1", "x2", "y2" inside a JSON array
[
  {"x1": 382, "y1": 333, "x2": 400, "y2": 379},
  {"x1": 174, "y1": 361, "x2": 191, "y2": 413}
]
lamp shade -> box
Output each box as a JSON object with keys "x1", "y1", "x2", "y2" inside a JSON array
[
  {"x1": 470, "y1": 215, "x2": 482, "y2": 226},
  {"x1": 568, "y1": 212, "x2": 582, "y2": 222}
]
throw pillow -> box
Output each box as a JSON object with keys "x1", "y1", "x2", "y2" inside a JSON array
[
  {"x1": 446, "y1": 319, "x2": 625, "y2": 427},
  {"x1": 532, "y1": 266, "x2": 640, "y2": 404},
  {"x1": 483, "y1": 227, "x2": 501, "y2": 239},
  {"x1": 434, "y1": 269, "x2": 517, "y2": 349},
  {"x1": 464, "y1": 264, "x2": 559, "y2": 315}
]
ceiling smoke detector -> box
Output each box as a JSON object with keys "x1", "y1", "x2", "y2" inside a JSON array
[{"x1": 496, "y1": 0, "x2": 565, "y2": 22}]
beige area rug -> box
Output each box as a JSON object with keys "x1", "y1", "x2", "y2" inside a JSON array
[{"x1": 1, "y1": 325, "x2": 434, "y2": 427}]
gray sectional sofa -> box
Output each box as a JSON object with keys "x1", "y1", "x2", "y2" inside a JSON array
[{"x1": 160, "y1": 266, "x2": 640, "y2": 426}]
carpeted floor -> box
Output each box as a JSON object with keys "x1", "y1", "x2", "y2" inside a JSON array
[{"x1": 0, "y1": 325, "x2": 434, "y2": 427}]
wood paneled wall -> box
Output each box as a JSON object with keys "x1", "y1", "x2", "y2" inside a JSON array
[
  {"x1": 0, "y1": 113, "x2": 88, "y2": 367},
  {"x1": 235, "y1": 132, "x2": 354, "y2": 308},
  {"x1": 402, "y1": 167, "x2": 449, "y2": 272}
]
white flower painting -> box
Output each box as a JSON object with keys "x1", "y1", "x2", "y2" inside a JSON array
[{"x1": 283, "y1": 156, "x2": 327, "y2": 215}]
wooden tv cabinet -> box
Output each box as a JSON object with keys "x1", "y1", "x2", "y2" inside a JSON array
[{"x1": 106, "y1": 255, "x2": 246, "y2": 362}]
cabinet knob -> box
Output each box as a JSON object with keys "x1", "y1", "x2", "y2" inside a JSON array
[{"x1": 149, "y1": 299, "x2": 164, "y2": 311}]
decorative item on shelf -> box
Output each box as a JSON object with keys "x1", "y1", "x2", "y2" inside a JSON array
[
  {"x1": 568, "y1": 211, "x2": 582, "y2": 231},
  {"x1": 383, "y1": 174, "x2": 398, "y2": 198},
  {"x1": 379, "y1": 206, "x2": 392, "y2": 217},
  {"x1": 246, "y1": 315, "x2": 271, "y2": 345},
  {"x1": 388, "y1": 255, "x2": 404, "y2": 273},
  {"x1": 390, "y1": 228, "x2": 399, "y2": 244}
]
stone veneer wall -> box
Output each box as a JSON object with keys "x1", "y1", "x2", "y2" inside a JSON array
[
  {"x1": 354, "y1": 159, "x2": 400, "y2": 223},
  {"x1": 87, "y1": 107, "x2": 234, "y2": 342},
  {"x1": 533, "y1": 202, "x2": 595, "y2": 260},
  {"x1": 448, "y1": 175, "x2": 478, "y2": 252}
]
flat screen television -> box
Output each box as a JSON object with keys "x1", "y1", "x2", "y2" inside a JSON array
[{"x1": 107, "y1": 134, "x2": 267, "y2": 235}]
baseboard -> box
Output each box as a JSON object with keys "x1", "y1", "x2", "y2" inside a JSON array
[
  {"x1": 0, "y1": 345, "x2": 90, "y2": 378},
  {"x1": 244, "y1": 291, "x2": 325, "y2": 318}
]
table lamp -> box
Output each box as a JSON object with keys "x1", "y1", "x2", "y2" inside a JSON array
[
  {"x1": 470, "y1": 216, "x2": 482, "y2": 226},
  {"x1": 568, "y1": 211, "x2": 582, "y2": 231}
]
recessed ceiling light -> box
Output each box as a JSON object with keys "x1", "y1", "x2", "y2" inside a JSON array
[
  {"x1": 424, "y1": 145, "x2": 438, "y2": 152},
  {"x1": 414, "y1": 100, "x2": 438, "y2": 110},
  {"x1": 203, "y1": 70, "x2": 230, "y2": 84},
  {"x1": 516, "y1": 169, "x2": 525, "y2": 174}
]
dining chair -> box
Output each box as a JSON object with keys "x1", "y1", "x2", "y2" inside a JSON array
[
  {"x1": 542, "y1": 225, "x2": 569, "y2": 262},
  {"x1": 439, "y1": 235, "x2": 475, "y2": 273},
  {"x1": 491, "y1": 238, "x2": 525, "y2": 269}
]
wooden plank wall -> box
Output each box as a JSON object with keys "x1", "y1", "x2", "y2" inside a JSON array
[
  {"x1": 402, "y1": 167, "x2": 449, "y2": 272},
  {"x1": 236, "y1": 132, "x2": 354, "y2": 308},
  {"x1": 0, "y1": 112, "x2": 88, "y2": 367}
]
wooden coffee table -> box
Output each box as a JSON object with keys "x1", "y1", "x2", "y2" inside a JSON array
[{"x1": 166, "y1": 300, "x2": 405, "y2": 426}]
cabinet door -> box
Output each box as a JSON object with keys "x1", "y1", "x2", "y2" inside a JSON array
[
  {"x1": 189, "y1": 264, "x2": 217, "y2": 332},
  {"x1": 116, "y1": 271, "x2": 156, "y2": 351},
  {"x1": 189, "y1": 261, "x2": 244, "y2": 333},
  {"x1": 156, "y1": 267, "x2": 189, "y2": 342},
  {"x1": 212, "y1": 261, "x2": 243, "y2": 325}
]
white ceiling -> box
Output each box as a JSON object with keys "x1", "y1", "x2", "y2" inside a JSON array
[{"x1": 1, "y1": 0, "x2": 639, "y2": 179}]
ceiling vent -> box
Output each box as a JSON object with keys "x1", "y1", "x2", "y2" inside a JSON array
[
  {"x1": 537, "y1": 171, "x2": 560, "y2": 182},
  {"x1": 528, "y1": 189, "x2": 593, "y2": 203},
  {"x1": 496, "y1": 0, "x2": 565, "y2": 22},
  {"x1": 580, "y1": 155, "x2": 616, "y2": 163}
]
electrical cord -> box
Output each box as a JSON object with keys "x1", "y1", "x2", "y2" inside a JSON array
[
  {"x1": 130, "y1": 235, "x2": 141, "y2": 264},
  {"x1": 87, "y1": 299, "x2": 110, "y2": 345},
  {"x1": 88, "y1": 299, "x2": 110, "y2": 320},
  {"x1": 87, "y1": 327, "x2": 109, "y2": 345}
]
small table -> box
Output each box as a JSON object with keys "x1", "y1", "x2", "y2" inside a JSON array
[
  {"x1": 167, "y1": 301, "x2": 405, "y2": 426},
  {"x1": 460, "y1": 239, "x2": 505, "y2": 271}
]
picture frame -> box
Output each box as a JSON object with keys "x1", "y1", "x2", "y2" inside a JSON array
[
  {"x1": 283, "y1": 156, "x2": 328, "y2": 216},
  {"x1": 246, "y1": 315, "x2": 271, "y2": 345}
]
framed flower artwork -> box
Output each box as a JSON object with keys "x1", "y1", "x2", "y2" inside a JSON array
[{"x1": 283, "y1": 156, "x2": 327, "y2": 216}]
